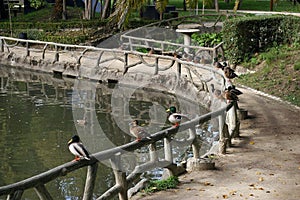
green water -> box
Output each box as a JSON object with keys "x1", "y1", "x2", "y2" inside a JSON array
[{"x1": 0, "y1": 66, "x2": 210, "y2": 199}]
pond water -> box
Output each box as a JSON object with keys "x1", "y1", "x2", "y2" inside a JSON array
[{"x1": 0, "y1": 66, "x2": 216, "y2": 199}]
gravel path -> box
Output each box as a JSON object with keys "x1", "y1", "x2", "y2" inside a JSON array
[{"x1": 132, "y1": 87, "x2": 300, "y2": 200}]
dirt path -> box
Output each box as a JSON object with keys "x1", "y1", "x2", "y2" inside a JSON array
[{"x1": 132, "y1": 87, "x2": 300, "y2": 200}]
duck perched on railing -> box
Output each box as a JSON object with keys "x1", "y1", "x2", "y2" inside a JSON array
[
  {"x1": 129, "y1": 120, "x2": 152, "y2": 141},
  {"x1": 166, "y1": 106, "x2": 190, "y2": 127},
  {"x1": 68, "y1": 135, "x2": 91, "y2": 161}
]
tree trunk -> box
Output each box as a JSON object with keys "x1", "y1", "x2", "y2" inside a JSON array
[
  {"x1": 53, "y1": 0, "x2": 63, "y2": 19},
  {"x1": 183, "y1": 0, "x2": 187, "y2": 11},
  {"x1": 102, "y1": 0, "x2": 111, "y2": 19},
  {"x1": 93, "y1": 0, "x2": 98, "y2": 18},
  {"x1": 62, "y1": 0, "x2": 67, "y2": 20},
  {"x1": 270, "y1": 0, "x2": 273, "y2": 11},
  {"x1": 0, "y1": 0, "x2": 8, "y2": 19},
  {"x1": 214, "y1": 0, "x2": 219, "y2": 12},
  {"x1": 84, "y1": 0, "x2": 92, "y2": 19}
]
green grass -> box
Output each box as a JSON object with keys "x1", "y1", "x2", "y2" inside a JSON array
[
  {"x1": 143, "y1": 176, "x2": 179, "y2": 194},
  {"x1": 237, "y1": 44, "x2": 300, "y2": 106},
  {"x1": 169, "y1": 0, "x2": 300, "y2": 12}
]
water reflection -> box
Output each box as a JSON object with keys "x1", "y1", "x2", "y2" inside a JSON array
[{"x1": 0, "y1": 66, "x2": 213, "y2": 199}]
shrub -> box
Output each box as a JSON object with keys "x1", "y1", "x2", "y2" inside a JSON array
[{"x1": 222, "y1": 15, "x2": 300, "y2": 65}]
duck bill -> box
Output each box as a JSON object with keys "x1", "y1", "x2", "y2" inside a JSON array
[
  {"x1": 68, "y1": 139, "x2": 73, "y2": 145},
  {"x1": 166, "y1": 108, "x2": 170, "y2": 113}
]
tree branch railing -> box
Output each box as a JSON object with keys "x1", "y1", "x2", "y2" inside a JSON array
[
  {"x1": 0, "y1": 15, "x2": 241, "y2": 199},
  {"x1": 0, "y1": 100, "x2": 237, "y2": 200}
]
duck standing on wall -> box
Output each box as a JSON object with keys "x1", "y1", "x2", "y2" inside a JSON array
[
  {"x1": 224, "y1": 66, "x2": 238, "y2": 79},
  {"x1": 223, "y1": 89, "x2": 239, "y2": 103},
  {"x1": 68, "y1": 135, "x2": 90, "y2": 161},
  {"x1": 166, "y1": 106, "x2": 189, "y2": 127},
  {"x1": 227, "y1": 85, "x2": 243, "y2": 96},
  {"x1": 129, "y1": 120, "x2": 151, "y2": 142}
]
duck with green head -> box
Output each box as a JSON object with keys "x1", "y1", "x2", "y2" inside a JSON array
[
  {"x1": 68, "y1": 135, "x2": 90, "y2": 161},
  {"x1": 166, "y1": 106, "x2": 189, "y2": 127}
]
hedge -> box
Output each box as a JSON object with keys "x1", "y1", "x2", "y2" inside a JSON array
[{"x1": 222, "y1": 15, "x2": 300, "y2": 65}]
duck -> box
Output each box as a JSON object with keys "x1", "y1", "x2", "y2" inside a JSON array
[
  {"x1": 214, "y1": 61, "x2": 227, "y2": 70},
  {"x1": 129, "y1": 120, "x2": 151, "y2": 141},
  {"x1": 223, "y1": 66, "x2": 238, "y2": 79},
  {"x1": 166, "y1": 106, "x2": 189, "y2": 127},
  {"x1": 227, "y1": 85, "x2": 243, "y2": 96},
  {"x1": 68, "y1": 135, "x2": 90, "y2": 161},
  {"x1": 210, "y1": 84, "x2": 224, "y2": 100},
  {"x1": 223, "y1": 89, "x2": 239, "y2": 103},
  {"x1": 76, "y1": 119, "x2": 87, "y2": 126}
]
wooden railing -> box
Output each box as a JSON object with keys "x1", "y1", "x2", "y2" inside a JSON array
[
  {"x1": 0, "y1": 15, "x2": 242, "y2": 200},
  {"x1": 0, "y1": 100, "x2": 238, "y2": 200}
]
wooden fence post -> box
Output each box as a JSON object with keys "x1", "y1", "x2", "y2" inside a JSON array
[
  {"x1": 177, "y1": 62, "x2": 181, "y2": 77},
  {"x1": 154, "y1": 57, "x2": 159, "y2": 75},
  {"x1": 219, "y1": 113, "x2": 229, "y2": 154},
  {"x1": 54, "y1": 45, "x2": 59, "y2": 62},
  {"x1": 26, "y1": 42, "x2": 30, "y2": 57},
  {"x1": 149, "y1": 143, "x2": 158, "y2": 162},
  {"x1": 0, "y1": 39, "x2": 4, "y2": 52},
  {"x1": 189, "y1": 128, "x2": 200, "y2": 159},
  {"x1": 7, "y1": 190, "x2": 24, "y2": 200},
  {"x1": 110, "y1": 154, "x2": 128, "y2": 200},
  {"x1": 34, "y1": 184, "x2": 53, "y2": 200},
  {"x1": 163, "y1": 136, "x2": 174, "y2": 177},
  {"x1": 83, "y1": 163, "x2": 98, "y2": 200}
]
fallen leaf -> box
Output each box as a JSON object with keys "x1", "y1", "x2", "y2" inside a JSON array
[
  {"x1": 258, "y1": 187, "x2": 264, "y2": 190},
  {"x1": 229, "y1": 190, "x2": 237, "y2": 195},
  {"x1": 249, "y1": 141, "x2": 255, "y2": 145},
  {"x1": 204, "y1": 181, "x2": 214, "y2": 186},
  {"x1": 249, "y1": 183, "x2": 255, "y2": 187},
  {"x1": 259, "y1": 177, "x2": 264, "y2": 182},
  {"x1": 256, "y1": 171, "x2": 261, "y2": 175},
  {"x1": 222, "y1": 194, "x2": 228, "y2": 199},
  {"x1": 186, "y1": 187, "x2": 192, "y2": 190},
  {"x1": 249, "y1": 193, "x2": 254, "y2": 196},
  {"x1": 199, "y1": 188, "x2": 205, "y2": 192}
]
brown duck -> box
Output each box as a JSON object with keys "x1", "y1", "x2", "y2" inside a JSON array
[
  {"x1": 224, "y1": 66, "x2": 238, "y2": 79},
  {"x1": 129, "y1": 120, "x2": 151, "y2": 141}
]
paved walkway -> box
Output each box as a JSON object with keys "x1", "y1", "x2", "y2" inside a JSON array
[{"x1": 132, "y1": 87, "x2": 300, "y2": 200}]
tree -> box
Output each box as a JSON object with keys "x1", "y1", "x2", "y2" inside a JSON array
[
  {"x1": 0, "y1": 0, "x2": 8, "y2": 19},
  {"x1": 53, "y1": 0, "x2": 63, "y2": 19},
  {"x1": 155, "y1": 0, "x2": 168, "y2": 20},
  {"x1": 83, "y1": 0, "x2": 92, "y2": 19},
  {"x1": 101, "y1": 0, "x2": 111, "y2": 19},
  {"x1": 110, "y1": 0, "x2": 148, "y2": 29}
]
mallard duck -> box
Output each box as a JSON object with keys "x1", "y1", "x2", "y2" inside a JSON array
[
  {"x1": 214, "y1": 61, "x2": 227, "y2": 70},
  {"x1": 129, "y1": 120, "x2": 151, "y2": 141},
  {"x1": 166, "y1": 106, "x2": 189, "y2": 127},
  {"x1": 223, "y1": 89, "x2": 239, "y2": 103},
  {"x1": 227, "y1": 85, "x2": 243, "y2": 96},
  {"x1": 68, "y1": 135, "x2": 90, "y2": 161},
  {"x1": 224, "y1": 66, "x2": 238, "y2": 79}
]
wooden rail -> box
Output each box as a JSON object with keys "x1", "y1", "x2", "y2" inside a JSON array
[
  {"x1": 0, "y1": 100, "x2": 238, "y2": 200},
  {"x1": 0, "y1": 15, "x2": 241, "y2": 200}
]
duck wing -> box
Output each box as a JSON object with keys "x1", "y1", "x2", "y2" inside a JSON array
[{"x1": 70, "y1": 143, "x2": 90, "y2": 160}]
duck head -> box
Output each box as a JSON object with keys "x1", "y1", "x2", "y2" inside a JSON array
[
  {"x1": 129, "y1": 120, "x2": 139, "y2": 127},
  {"x1": 166, "y1": 106, "x2": 177, "y2": 114},
  {"x1": 68, "y1": 135, "x2": 80, "y2": 145}
]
